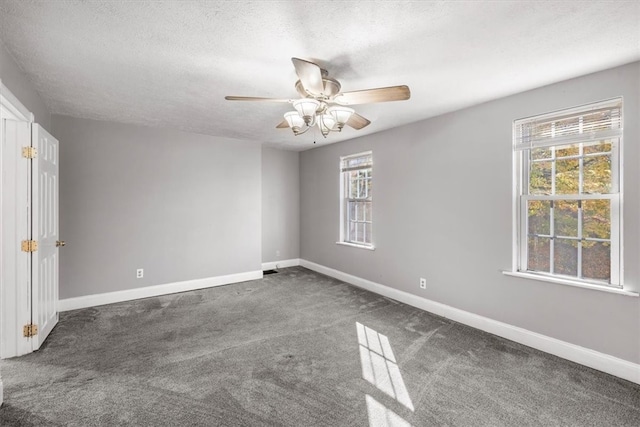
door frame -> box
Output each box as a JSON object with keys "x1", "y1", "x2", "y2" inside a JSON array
[{"x1": 0, "y1": 81, "x2": 35, "y2": 405}]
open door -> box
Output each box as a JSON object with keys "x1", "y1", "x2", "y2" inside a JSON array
[
  {"x1": 0, "y1": 118, "x2": 32, "y2": 358},
  {"x1": 31, "y1": 124, "x2": 59, "y2": 350},
  {"x1": 1, "y1": 85, "x2": 58, "y2": 362}
]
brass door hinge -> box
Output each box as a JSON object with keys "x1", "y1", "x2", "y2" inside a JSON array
[
  {"x1": 21, "y1": 240, "x2": 38, "y2": 252},
  {"x1": 23, "y1": 324, "x2": 38, "y2": 338},
  {"x1": 21, "y1": 146, "x2": 37, "y2": 159}
]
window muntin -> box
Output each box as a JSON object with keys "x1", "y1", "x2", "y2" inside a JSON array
[
  {"x1": 514, "y1": 99, "x2": 622, "y2": 287},
  {"x1": 341, "y1": 152, "x2": 373, "y2": 247}
]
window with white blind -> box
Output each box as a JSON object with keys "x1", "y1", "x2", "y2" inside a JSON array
[
  {"x1": 513, "y1": 98, "x2": 622, "y2": 288},
  {"x1": 340, "y1": 152, "x2": 373, "y2": 248}
]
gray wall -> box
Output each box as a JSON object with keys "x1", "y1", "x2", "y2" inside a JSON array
[
  {"x1": 262, "y1": 148, "x2": 300, "y2": 263},
  {"x1": 52, "y1": 115, "x2": 262, "y2": 299},
  {"x1": 0, "y1": 39, "x2": 50, "y2": 129},
  {"x1": 300, "y1": 62, "x2": 640, "y2": 364}
]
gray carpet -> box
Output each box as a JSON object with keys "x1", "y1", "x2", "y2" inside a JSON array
[{"x1": 1, "y1": 266, "x2": 639, "y2": 426}]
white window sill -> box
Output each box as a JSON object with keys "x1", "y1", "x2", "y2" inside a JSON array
[
  {"x1": 502, "y1": 271, "x2": 638, "y2": 297},
  {"x1": 336, "y1": 241, "x2": 375, "y2": 251}
]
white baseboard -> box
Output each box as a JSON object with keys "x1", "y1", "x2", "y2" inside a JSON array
[
  {"x1": 299, "y1": 259, "x2": 640, "y2": 385},
  {"x1": 261, "y1": 258, "x2": 301, "y2": 271},
  {"x1": 58, "y1": 270, "x2": 263, "y2": 312}
]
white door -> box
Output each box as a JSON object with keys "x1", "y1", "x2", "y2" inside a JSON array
[
  {"x1": 31, "y1": 124, "x2": 59, "y2": 350},
  {"x1": 0, "y1": 119, "x2": 32, "y2": 358}
]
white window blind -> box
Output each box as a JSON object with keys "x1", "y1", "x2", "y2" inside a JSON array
[
  {"x1": 341, "y1": 152, "x2": 373, "y2": 172},
  {"x1": 514, "y1": 98, "x2": 622, "y2": 151}
]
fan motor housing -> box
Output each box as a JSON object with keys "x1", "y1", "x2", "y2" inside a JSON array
[{"x1": 295, "y1": 76, "x2": 342, "y2": 99}]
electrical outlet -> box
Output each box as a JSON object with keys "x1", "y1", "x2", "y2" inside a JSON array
[
  {"x1": 276, "y1": 250, "x2": 281, "y2": 257},
  {"x1": 419, "y1": 278, "x2": 427, "y2": 289},
  {"x1": 136, "y1": 268, "x2": 144, "y2": 279}
]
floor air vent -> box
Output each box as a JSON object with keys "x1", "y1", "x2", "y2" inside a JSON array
[{"x1": 263, "y1": 269, "x2": 278, "y2": 275}]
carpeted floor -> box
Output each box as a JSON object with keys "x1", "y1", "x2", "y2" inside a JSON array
[{"x1": 1, "y1": 266, "x2": 639, "y2": 426}]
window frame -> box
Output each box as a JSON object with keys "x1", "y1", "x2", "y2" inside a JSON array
[
  {"x1": 339, "y1": 151, "x2": 374, "y2": 249},
  {"x1": 512, "y1": 98, "x2": 623, "y2": 289}
]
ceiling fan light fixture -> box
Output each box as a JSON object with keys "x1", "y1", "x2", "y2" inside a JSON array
[
  {"x1": 319, "y1": 114, "x2": 337, "y2": 137},
  {"x1": 284, "y1": 111, "x2": 305, "y2": 135},
  {"x1": 293, "y1": 99, "x2": 321, "y2": 125},
  {"x1": 327, "y1": 106, "x2": 355, "y2": 130}
]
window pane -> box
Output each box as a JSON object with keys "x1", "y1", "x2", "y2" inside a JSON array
[
  {"x1": 584, "y1": 140, "x2": 612, "y2": 154},
  {"x1": 364, "y1": 202, "x2": 372, "y2": 221},
  {"x1": 554, "y1": 200, "x2": 578, "y2": 237},
  {"x1": 529, "y1": 161, "x2": 552, "y2": 195},
  {"x1": 348, "y1": 201, "x2": 356, "y2": 222},
  {"x1": 554, "y1": 239, "x2": 578, "y2": 277},
  {"x1": 349, "y1": 173, "x2": 357, "y2": 198},
  {"x1": 583, "y1": 155, "x2": 611, "y2": 194},
  {"x1": 528, "y1": 200, "x2": 550, "y2": 235},
  {"x1": 364, "y1": 223, "x2": 371, "y2": 244},
  {"x1": 357, "y1": 223, "x2": 365, "y2": 242},
  {"x1": 583, "y1": 200, "x2": 610, "y2": 239},
  {"x1": 556, "y1": 144, "x2": 579, "y2": 158},
  {"x1": 358, "y1": 202, "x2": 366, "y2": 221},
  {"x1": 358, "y1": 178, "x2": 367, "y2": 198},
  {"x1": 555, "y1": 158, "x2": 579, "y2": 194},
  {"x1": 531, "y1": 147, "x2": 552, "y2": 160},
  {"x1": 582, "y1": 241, "x2": 610, "y2": 282},
  {"x1": 349, "y1": 221, "x2": 356, "y2": 241},
  {"x1": 528, "y1": 237, "x2": 550, "y2": 273}
]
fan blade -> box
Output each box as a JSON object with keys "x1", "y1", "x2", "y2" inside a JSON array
[
  {"x1": 225, "y1": 96, "x2": 292, "y2": 103},
  {"x1": 334, "y1": 85, "x2": 410, "y2": 105},
  {"x1": 291, "y1": 58, "x2": 324, "y2": 96},
  {"x1": 276, "y1": 119, "x2": 289, "y2": 129},
  {"x1": 346, "y1": 113, "x2": 371, "y2": 130}
]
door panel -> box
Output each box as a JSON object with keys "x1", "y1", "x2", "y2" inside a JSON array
[
  {"x1": 31, "y1": 124, "x2": 59, "y2": 350},
  {"x1": 0, "y1": 119, "x2": 32, "y2": 358}
]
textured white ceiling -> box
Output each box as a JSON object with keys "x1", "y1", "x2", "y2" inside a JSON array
[{"x1": 0, "y1": 1, "x2": 638, "y2": 150}]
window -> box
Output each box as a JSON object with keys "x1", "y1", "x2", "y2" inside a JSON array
[
  {"x1": 340, "y1": 152, "x2": 373, "y2": 248},
  {"x1": 513, "y1": 98, "x2": 622, "y2": 288}
]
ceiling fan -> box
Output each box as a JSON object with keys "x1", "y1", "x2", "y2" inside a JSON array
[{"x1": 225, "y1": 58, "x2": 411, "y2": 138}]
